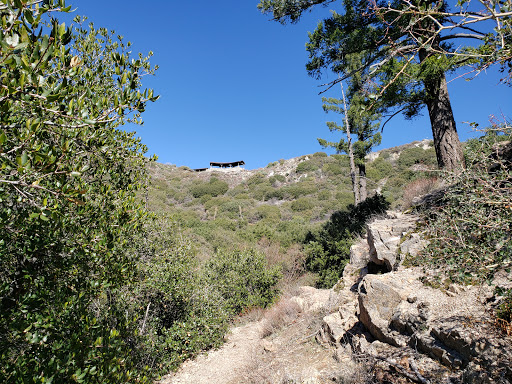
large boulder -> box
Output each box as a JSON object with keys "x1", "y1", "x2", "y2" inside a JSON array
[{"x1": 367, "y1": 212, "x2": 426, "y2": 271}]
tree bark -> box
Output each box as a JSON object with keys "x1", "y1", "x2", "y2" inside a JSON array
[
  {"x1": 419, "y1": 49, "x2": 465, "y2": 171},
  {"x1": 358, "y1": 163, "x2": 367, "y2": 202},
  {"x1": 340, "y1": 82, "x2": 360, "y2": 204}
]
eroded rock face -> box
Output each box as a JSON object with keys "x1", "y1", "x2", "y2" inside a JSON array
[
  {"x1": 358, "y1": 275, "x2": 402, "y2": 347},
  {"x1": 367, "y1": 211, "x2": 426, "y2": 271},
  {"x1": 317, "y1": 211, "x2": 512, "y2": 383}
]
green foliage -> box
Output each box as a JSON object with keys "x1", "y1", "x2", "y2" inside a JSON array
[
  {"x1": 335, "y1": 190, "x2": 355, "y2": 207},
  {"x1": 190, "y1": 178, "x2": 229, "y2": 198},
  {"x1": 304, "y1": 194, "x2": 390, "y2": 288},
  {"x1": 0, "y1": 2, "x2": 158, "y2": 382},
  {"x1": 317, "y1": 190, "x2": 331, "y2": 200},
  {"x1": 496, "y1": 288, "x2": 512, "y2": 325},
  {"x1": 291, "y1": 197, "x2": 315, "y2": 211},
  {"x1": 269, "y1": 174, "x2": 286, "y2": 185},
  {"x1": 313, "y1": 151, "x2": 328, "y2": 157},
  {"x1": 397, "y1": 146, "x2": 437, "y2": 169},
  {"x1": 296, "y1": 160, "x2": 319, "y2": 173},
  {"x1": 254, "y1": 205, "x2": 282, "y2": 221},
  {"x1": 322, "y1": 162, "x2": 345, "y2": 175},
  {"x1": 264, "y1": 187, "x2": 285, "y2": 200},
  {"x1": 282, "y1": 182, "x2": 317, "y2": 199},
  {"x1": 247, "y1": 173, "x2": 267, "y2": 186},
  {"x1": 366, "y1": 157, "x2": 395, "y2": 180},
  {"x1": 408, "y1": 127, "x2": 512, "y2": 287},
  {"x1": 203, "y1": 250, "x2": 282, "y2": 315},
  {"x1": 126, "y1": 218, "x2": 229, "y2": 372}
]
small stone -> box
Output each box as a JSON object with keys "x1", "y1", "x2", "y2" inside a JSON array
[{"x1": 261, "y1": 339, "x2": 275, "y2": 353}]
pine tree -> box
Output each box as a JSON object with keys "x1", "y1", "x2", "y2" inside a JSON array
[
  {"x1": 259, "y1": 0, "x2": 512, "y2": 170},
  {"x1": 319, "y1": 53, "x2": 381, "y2": 203}
]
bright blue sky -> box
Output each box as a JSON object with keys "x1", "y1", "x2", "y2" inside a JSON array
[{"x1": 71, "y1": 1, "x2": 511, "y2": 170}]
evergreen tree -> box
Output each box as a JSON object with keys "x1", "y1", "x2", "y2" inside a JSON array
[
  {"x1": 319, "y1": 53, "x2": 381, "y2": 203},
  {"x1": 259, "y1": 0, "x2": 512, "y2": 170}
]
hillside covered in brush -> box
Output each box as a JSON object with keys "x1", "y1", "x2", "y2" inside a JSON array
[{"x1": 147, "y1": 140, "x2": 437, "y2": 258}]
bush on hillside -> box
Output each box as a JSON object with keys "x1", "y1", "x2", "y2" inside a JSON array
[
  {"x1": 252, "y1": 184, "x2": 275, "y2": 201},
  {"x1": 124, "y1": 218, "x2": 282, "y2": 373},
  {"x1": 397, "y1": 146, "x2": 437, "y2": 169},
  {"x1": 291, "y1": 197, "x2": 315, "y2": 212},
  {"x1": 408, "y1": 126, "x2": 512, "y2": 323},
  {"x1": 296, "y1": 160, "x2": 319, "y2": 173},
  {"x1": 247, "y1": 174, "x2": 268, "y2": 186},
  {"x1": 254, "y1": 205, "x2": 282, "y2": 221},
  {"x1": 322, "y1": 162, "x2": 345, "y2": 175},
  {"x1": 335, "y1": 190, "x2": 355, "y2": 207},
  {"x1": 264, "y1": 187, "x2": 285, "y2": 201},
  {"x1": 190, "y1": 178, "x2": 229, "y2": 198},
  {"x1": 269, "y1": 174, "x2": 286, "y2": 185},
  {"x1": 203, "y1": 250, "x2": 282, "y2": 315},
  {"x1": 282, "y1": 182, "x2": 317, "y2": 199},
  {"x1": 304, "y1": 194, "x2": 390, "y2": 288},
  {"x1": 366, "y1": 157, "x2": 395, "y2": 181},
  {"x1": 318, "y1": 190, "x2": 331, "y2": 201}
]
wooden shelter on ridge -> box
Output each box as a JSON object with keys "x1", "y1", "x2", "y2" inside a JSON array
[{"x1": 209, "y1": 160, "x2": 245, "y2": 168}]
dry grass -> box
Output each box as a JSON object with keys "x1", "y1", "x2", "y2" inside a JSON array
[
  {"x1": 401, "y1": 177, "x2": 439, "y2": 208},
  {"x1": 260, "y1": 297, "x2": 302, "y2": 338}
]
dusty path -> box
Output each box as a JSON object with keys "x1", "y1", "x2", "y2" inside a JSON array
[
  {"x1": 157, "y1": 287, "x2": 337, "y2": 384},
  {"x1": 158, "y1": 320, "x2": 265, "y2": 384}
]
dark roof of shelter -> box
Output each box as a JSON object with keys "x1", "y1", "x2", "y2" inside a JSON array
[
  {"x1": 193, "y1": 168, "x2": 208, "y2": 172},
  {"x1": 210, "y1": 160, "x2": 245, "y2": 168}
]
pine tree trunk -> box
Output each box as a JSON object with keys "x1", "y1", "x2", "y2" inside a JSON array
[
  {"x1": 419, "y1": 50, "x2": 465, "y2": 171},
  {"x1": 358, "y1": 163, "x2": 367, "y2": 202},
  {"x1": 340, "y1": 82, "x2": 360, "y2": 204},
  {"x1": 348, "y1": 143, "x2": 359, "y2": 205}
]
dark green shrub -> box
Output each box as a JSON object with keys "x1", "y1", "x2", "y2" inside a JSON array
[
  {"x1": 264, "y1": 188, "x2": 285, "y2": 200},
  {"x1": 252, "y1": 184, "x2": 274, "y2": 201},
  {"x1": 296, "y1": 160, "x2": 319, "y2": 173},
  {"x1": 367, "y1": 157, "x2": 394, "y2": 181},
  {"x1": 291, "y1": 197, "x2": 315, "y2": 212},
  {"x1": 322, "y1": 162, "x2": 345, "y2": 175},
  {"x1": 204, "y1": 250, "x2": 282, "y2": 315},
  {"x1": 304, "y1": 194, "x2": 390, "y2": 288},
  {"x1": 269, "y1": 174, "x2": 286, "y2": 185},
  {"x1": 244, "y1": 223, "x2": 275, "y2": 242},
  {"x1": 282, "y1": 182, "x2": 317, "y2": 199},
  {"x1": 247, "y1": 174, "x2": 268, "y2": 186},
  {"x1": 335, "y1": 190, "x2": 355, "y2": 207},
  {"x1": 200, "y1": 194, "x2": 213, "y2": 204},
  {"x1": 255, "y1": 205, "x2": 282, "y2": 221},
  {"x1": 313, "y1": 151, "x2": 328, "y2": 157},
  {"x1": 204, "y1": 196, "x2": 230, "y2": 211},
  {"x1": 275, "y1": 218, "x2": 312, "y2": 248},
  {"x1": 397, "y1": 146, "x2": 437, "y2": 169},
  {"x1": 318, "y1": 190, "x2": 331, "y2": 201},
  {"x1": 190, "y1": 178, "x2": 229, "y2": 198}
]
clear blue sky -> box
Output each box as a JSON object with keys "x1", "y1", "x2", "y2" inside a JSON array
[{"x1": 71, "y1": 1, "x2": 511, "y2": 170}]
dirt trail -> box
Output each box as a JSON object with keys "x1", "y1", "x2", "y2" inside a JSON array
[
  {"x1": 158, "y1": 320, "x2": 265, "y2": 384},
  {"x1": 157, "y1": 287, "x2": 338, "y2": 384}
]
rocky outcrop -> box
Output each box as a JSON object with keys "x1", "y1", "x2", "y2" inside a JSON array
[
  {"x1": 317, "y1": 211, "x2": 512, "y2": 383},
  {"x1": 367, "y1": 211, "x2": 426, "y2": 271}
]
